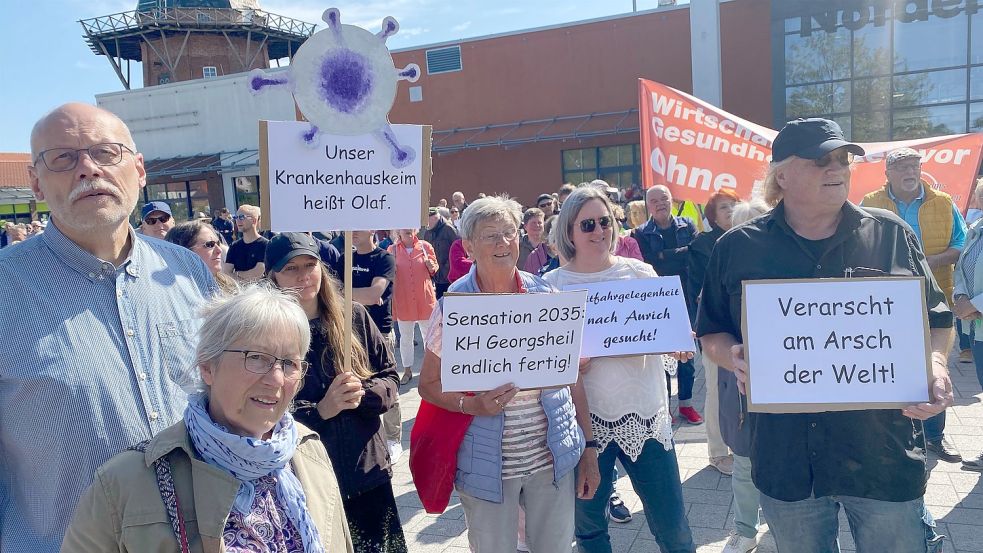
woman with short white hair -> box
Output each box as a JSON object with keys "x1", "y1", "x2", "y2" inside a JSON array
[
  {"x1": 62, "y1": 284, "x2": 354, "y2": 552},
  {"x1": 418, "y1": 195, "x2": 599, "y2": 553}
]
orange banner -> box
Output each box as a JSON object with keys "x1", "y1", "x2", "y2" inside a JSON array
[{"x1": 639, "y1": 79, "x2": 983, "y2": 211}]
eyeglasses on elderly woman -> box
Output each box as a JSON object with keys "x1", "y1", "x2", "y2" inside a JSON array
[{"x1": 222, "y1": 349, "x2": 309, "y2": 380}]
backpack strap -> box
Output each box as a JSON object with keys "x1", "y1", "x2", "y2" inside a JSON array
[{"x1": 129, "y1": 440, "x2": 192, "y2": 553}]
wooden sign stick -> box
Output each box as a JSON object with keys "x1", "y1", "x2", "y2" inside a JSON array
[{"x1": 344, "y1": 230, "x2": 354, "y2": 373}]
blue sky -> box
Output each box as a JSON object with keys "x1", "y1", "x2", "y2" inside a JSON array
[{"x1": 0, "y1": 0, "x2": 685, "y2": 153}]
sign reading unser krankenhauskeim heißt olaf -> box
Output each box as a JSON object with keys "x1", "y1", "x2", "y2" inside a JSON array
[{"x1": 250, "y1": 7, "x2": 430, "y2": 231}]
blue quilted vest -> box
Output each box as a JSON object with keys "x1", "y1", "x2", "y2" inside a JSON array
[{"x1": 446, "y1": 265, "x2": 585, "y2": 503}]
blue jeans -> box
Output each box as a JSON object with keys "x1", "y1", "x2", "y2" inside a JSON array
[
  {"x1": 972, "y1": 338, "x2": 983, "y2": 388},
  {"x1": 576, "y1": 439, "x2": 695, "y2": 553},
  {"x1": 923, "y1": 410, "x2": 945, "y2": 443},
  {"x1": 759, "y1": 493, "x2": 933, "y2": 553},
  {"x1": 667, "y1": 360, "x2": 696, "y2": 401},
  {"x1": 731, "y1": 454, "x2": 761, "y2": 539},
  {"x1": 957, "y1": 319, "x2": 974, "y2": 350}
]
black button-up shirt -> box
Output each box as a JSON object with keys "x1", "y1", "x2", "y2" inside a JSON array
[{"x1": 696, "y1": 200, "x2": 952, "y2": 502}]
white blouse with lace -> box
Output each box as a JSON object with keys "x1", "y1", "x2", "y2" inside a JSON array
[{"x1": 543, "y1": 257, "x2": 674, "y2": 461}]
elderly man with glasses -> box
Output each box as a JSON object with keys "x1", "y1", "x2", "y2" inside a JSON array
[{"x1": 0, "y1": 103, "x2": 215, "y2": 553}]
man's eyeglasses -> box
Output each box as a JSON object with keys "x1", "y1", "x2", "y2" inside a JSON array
[
  {"x1": 579, "y1": 216, "x2": 613, "y2": 233},
  {"x1": 34, "y1": 143, "x2": 135, "y2": 173},
  {"x1": 814, "y1": 151, "x2": 853, "y2": 168},
  {"x1": 196, "y1": 240, "x2": 219, "y2": 249},
  {"x1": 538, "y1": 202, "x2": 553, "y2": 209},
  {"x1": 478, "y1": 227, "x2": 519, "y2": 244},
  {"x1": 223, "y1": 349, "x2": 309, "y2": 381},
  {"x1": 232, "y1": 214, "x2": 250, "y2": 221},
  {"x1": 144, "y1": 213, "x2": 171, "y2": 225}
]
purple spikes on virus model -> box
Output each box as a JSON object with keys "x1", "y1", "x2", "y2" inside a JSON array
[{"x1": 249, "y1": 8, "x2": 421, "y2": 168}]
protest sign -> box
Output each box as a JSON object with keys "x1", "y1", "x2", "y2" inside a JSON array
[
  {"x1": 440, "y1": 291, "x2": 588, "y2": 392},
  {"x1": 638, "y1": 79, "x2": 983, "y2": 210},
  {"x1": 562, "y1": 277, "x2": 694, "y2": 358},
  {"x1": 741, "y1": 277, "x2": 932, "y2": 413},
  {"x1": 259, "y1": 120, "x2": 431, "y2": 232}
]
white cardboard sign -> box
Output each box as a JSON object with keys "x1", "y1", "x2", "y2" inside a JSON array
[
  {"x1": 260, "y1": 120, "x2": 428, "y2": 231},
  {"x1": 562, "y1": 276, "x2": 694, "y2": 358},
  {"x1": 440, "y1": 291, "x2": 588, "y2": 392},
  {"x1": 741, "y1": 278, "x2": 932, "y2": 413}
]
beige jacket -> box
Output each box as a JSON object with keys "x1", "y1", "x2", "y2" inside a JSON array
[{"x1": 61, "y1": 420, "x2": 353, "y2": 553}]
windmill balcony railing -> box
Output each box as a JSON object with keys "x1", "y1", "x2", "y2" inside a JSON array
[{"x1": 80, "y1": 8, "x2": 315, "y2": 37}]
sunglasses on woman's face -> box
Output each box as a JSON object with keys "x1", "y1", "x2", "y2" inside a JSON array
[
  {"x1": 197, "y1": 240, "x2": 219, "y2": 249},
  {"x1": 144, "y1": 214, "x2": 171, "y2": 225},
  {"x1": 579, "y1": 215, "x2": 613, "y2": 233}
]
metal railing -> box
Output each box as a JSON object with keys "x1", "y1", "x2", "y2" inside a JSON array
[{"x1": 80, "y1": 8, "x2": 315, "y2": 37}]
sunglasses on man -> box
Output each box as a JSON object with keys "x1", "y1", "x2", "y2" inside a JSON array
[
  {"x1": 814, "y1": 150, "x2": 853, "y2": 168},
  {"x1": 579, "y1": 216, "x2": 613, "y2": 233},
  {"x1": 144, "y1": 213, "x2": 171, "y2": 225},
  {"x1": 538, "y1": 202, "x2": 553, "y2": 209}
]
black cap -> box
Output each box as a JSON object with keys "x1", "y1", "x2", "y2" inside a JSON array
[
  {"x1": 536, "y1": 193, "x2": 553, "y2": 205},
  {"x1": 265, "y1": 232, "x2": 321, "y2": 273},
  {"x1": 772, "y1": 118, "x2": 865, "y2": 163}
]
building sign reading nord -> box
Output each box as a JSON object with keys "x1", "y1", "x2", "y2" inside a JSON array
[{"x1": 777, "y1": 0, "x2": 980, "y2": 36}]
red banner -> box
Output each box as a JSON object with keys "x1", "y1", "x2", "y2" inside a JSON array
[{"x1": 639, "y1": 79, "x2": 983, "y2": 210}]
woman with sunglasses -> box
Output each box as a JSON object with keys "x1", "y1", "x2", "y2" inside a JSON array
[
  {"x1": 63, "y1": 284, "x2": 354, "y2": 552},
  {"x1": 542, "y1": 186, "x2": 696, "y2": 553},
  {"x1": 165, "y1": 220, "x2": 238, "y2": 294},
  {"x1": 265, "y1": 233, "x2": 407, "y2": 552}
]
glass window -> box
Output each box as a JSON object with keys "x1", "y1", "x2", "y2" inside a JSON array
[
  {"x1": 234, "y1": 176, "x2": 260, "y2": 210},
  {"x1": 189, "y1": 180, "x2": 211, "y2": 219},
  {"x1": 853, "y1": 111, "x2": 890, "y2": 142},
  {"x1": 852, "y1": 22, "x2": 891, "y2": 77},
  {"x1": 972, "y1": 13, "x2": 983, "y2": 64},
  {"x1": 893, "y1": 104, "x2": 967, "y2": 139},
  {"x1": 786, "y1": 81, "x2": 850, "y2": 119},
  {"x1": 970, "y1": 66, "x2": 983, "y2": 100},
  {"x1": 894, "y1": 13, "x2": 967, "y2": 72},
  {"x1": 785, "y1": 27, "x2": 851, "y2": 85},
  {"x1": 852, "y1": 77, "x2": 890, "y2": 111},
  {"x1": 893, "y1": 69, "x2": 967, "y2": 107},
  {"x1": 599, "y1": 146, "x2": 619, "y2": 168},
  {"x1": 969, "y1": 102, "x2": 983, "y2": 131}
]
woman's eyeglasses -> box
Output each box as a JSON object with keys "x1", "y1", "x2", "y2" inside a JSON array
[
  {"x1": 223, "y1": 349, "x2": 309, "y2": 381},
  {"x1": 197, "y1": 240, "x2": 219, "y2": 249},
  {"x1": 478, "y1": 227, "x2": 519, "y2": 244},
  {"x1": 579, "y1": 216, "x2": 613, "y2": 233}
]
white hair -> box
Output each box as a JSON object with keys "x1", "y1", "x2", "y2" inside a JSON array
[{"x1": 458, "y1": 195, "x2": 523, "y2": 241}]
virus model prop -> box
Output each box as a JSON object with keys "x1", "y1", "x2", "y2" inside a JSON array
[{"x1": 249, "y1": 8, "x2": 421, "y2": 167}]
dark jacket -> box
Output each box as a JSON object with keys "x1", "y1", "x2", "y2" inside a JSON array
[
  {"x1": 424, "y1": 218, "x2": 459, "y2": 285},
  {"x1": 635, "y1": 214, "x2": 697, "y2": 285},
  {"x1": 685, "y1": 225, "x2": 750, "y2": 455},
  {"x1": 293, "y1": 303, "x2": 400, "y2": 500}
]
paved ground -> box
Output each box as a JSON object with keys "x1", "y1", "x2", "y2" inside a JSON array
[{"x1": 389, "y1": 335, "x2": 983, "y2": 552}]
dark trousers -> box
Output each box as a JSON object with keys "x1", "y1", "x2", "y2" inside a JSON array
[
  {"x1": 343, "y1": 482, "x2": 407, "y2": 553},
  {"x1": 434, "y1": 281, "x2": 451, "y2": 299},
  {"x1": 667, "y1": 360, "x2": 696, "y2": 402}
]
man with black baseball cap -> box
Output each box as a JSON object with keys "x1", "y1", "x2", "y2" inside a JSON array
[
  {"x1": 536, "y1": 193, "x2": 556, "y2": 218},
  {"x1": 138, "y1": 201, "x2": 174, "y2": 239},
  {"x1": 697, "y1": 118, "x2": 954, "y2": 552}
]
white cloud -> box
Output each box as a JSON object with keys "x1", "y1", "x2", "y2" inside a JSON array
[{"x1": 451, "y1": 20, "x2": 472, "y2": 32}]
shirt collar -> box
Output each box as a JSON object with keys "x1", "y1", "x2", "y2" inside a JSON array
[
  {"x1": 886, "y1": 182, "x2": 924, "y2": 204},
  {"x1": 41, "y1": 220, "x2": 144, "y2": 282},
  {"x1": 767, "y1": 200, "x2": 869, "y2": 238}
]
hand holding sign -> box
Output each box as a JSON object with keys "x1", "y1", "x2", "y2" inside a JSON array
[
  {"x1": 463, "y1": 383, "x2": 519, "y2": 416},
  {"x1": 317, "y1": 372, "x2": 365, "y2": 419}
]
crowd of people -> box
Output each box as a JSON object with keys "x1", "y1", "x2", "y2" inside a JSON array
[{"x1": 0, "y1": 102, "x2": 979, "y2": 553}]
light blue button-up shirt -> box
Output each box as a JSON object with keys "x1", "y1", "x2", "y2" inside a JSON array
[
  {"x1": 0, "y1": 221, "x2": 215, "y2": 553},
  {"x1": 882, "y1": 184, "x2": 967, "y2": 249}
]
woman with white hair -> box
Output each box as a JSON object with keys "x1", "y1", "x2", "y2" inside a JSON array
[
  {"x1": 542, "y1": 186, "x2": 695, "y2": 553},
  {"x1": 62, "y1": 284, "x2": 354, "y2": 552},
  {"x1": 417, "y1": 195, "x2": 599, "y2": 553}
]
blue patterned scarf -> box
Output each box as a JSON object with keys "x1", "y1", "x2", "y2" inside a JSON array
[{"x1": 184, "y1": 393, "x2": 325, "y2": 553}]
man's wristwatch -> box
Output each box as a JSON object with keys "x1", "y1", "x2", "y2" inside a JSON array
[{"x1": 584, "y1": 439, "x2": 599, "y2": 449}]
